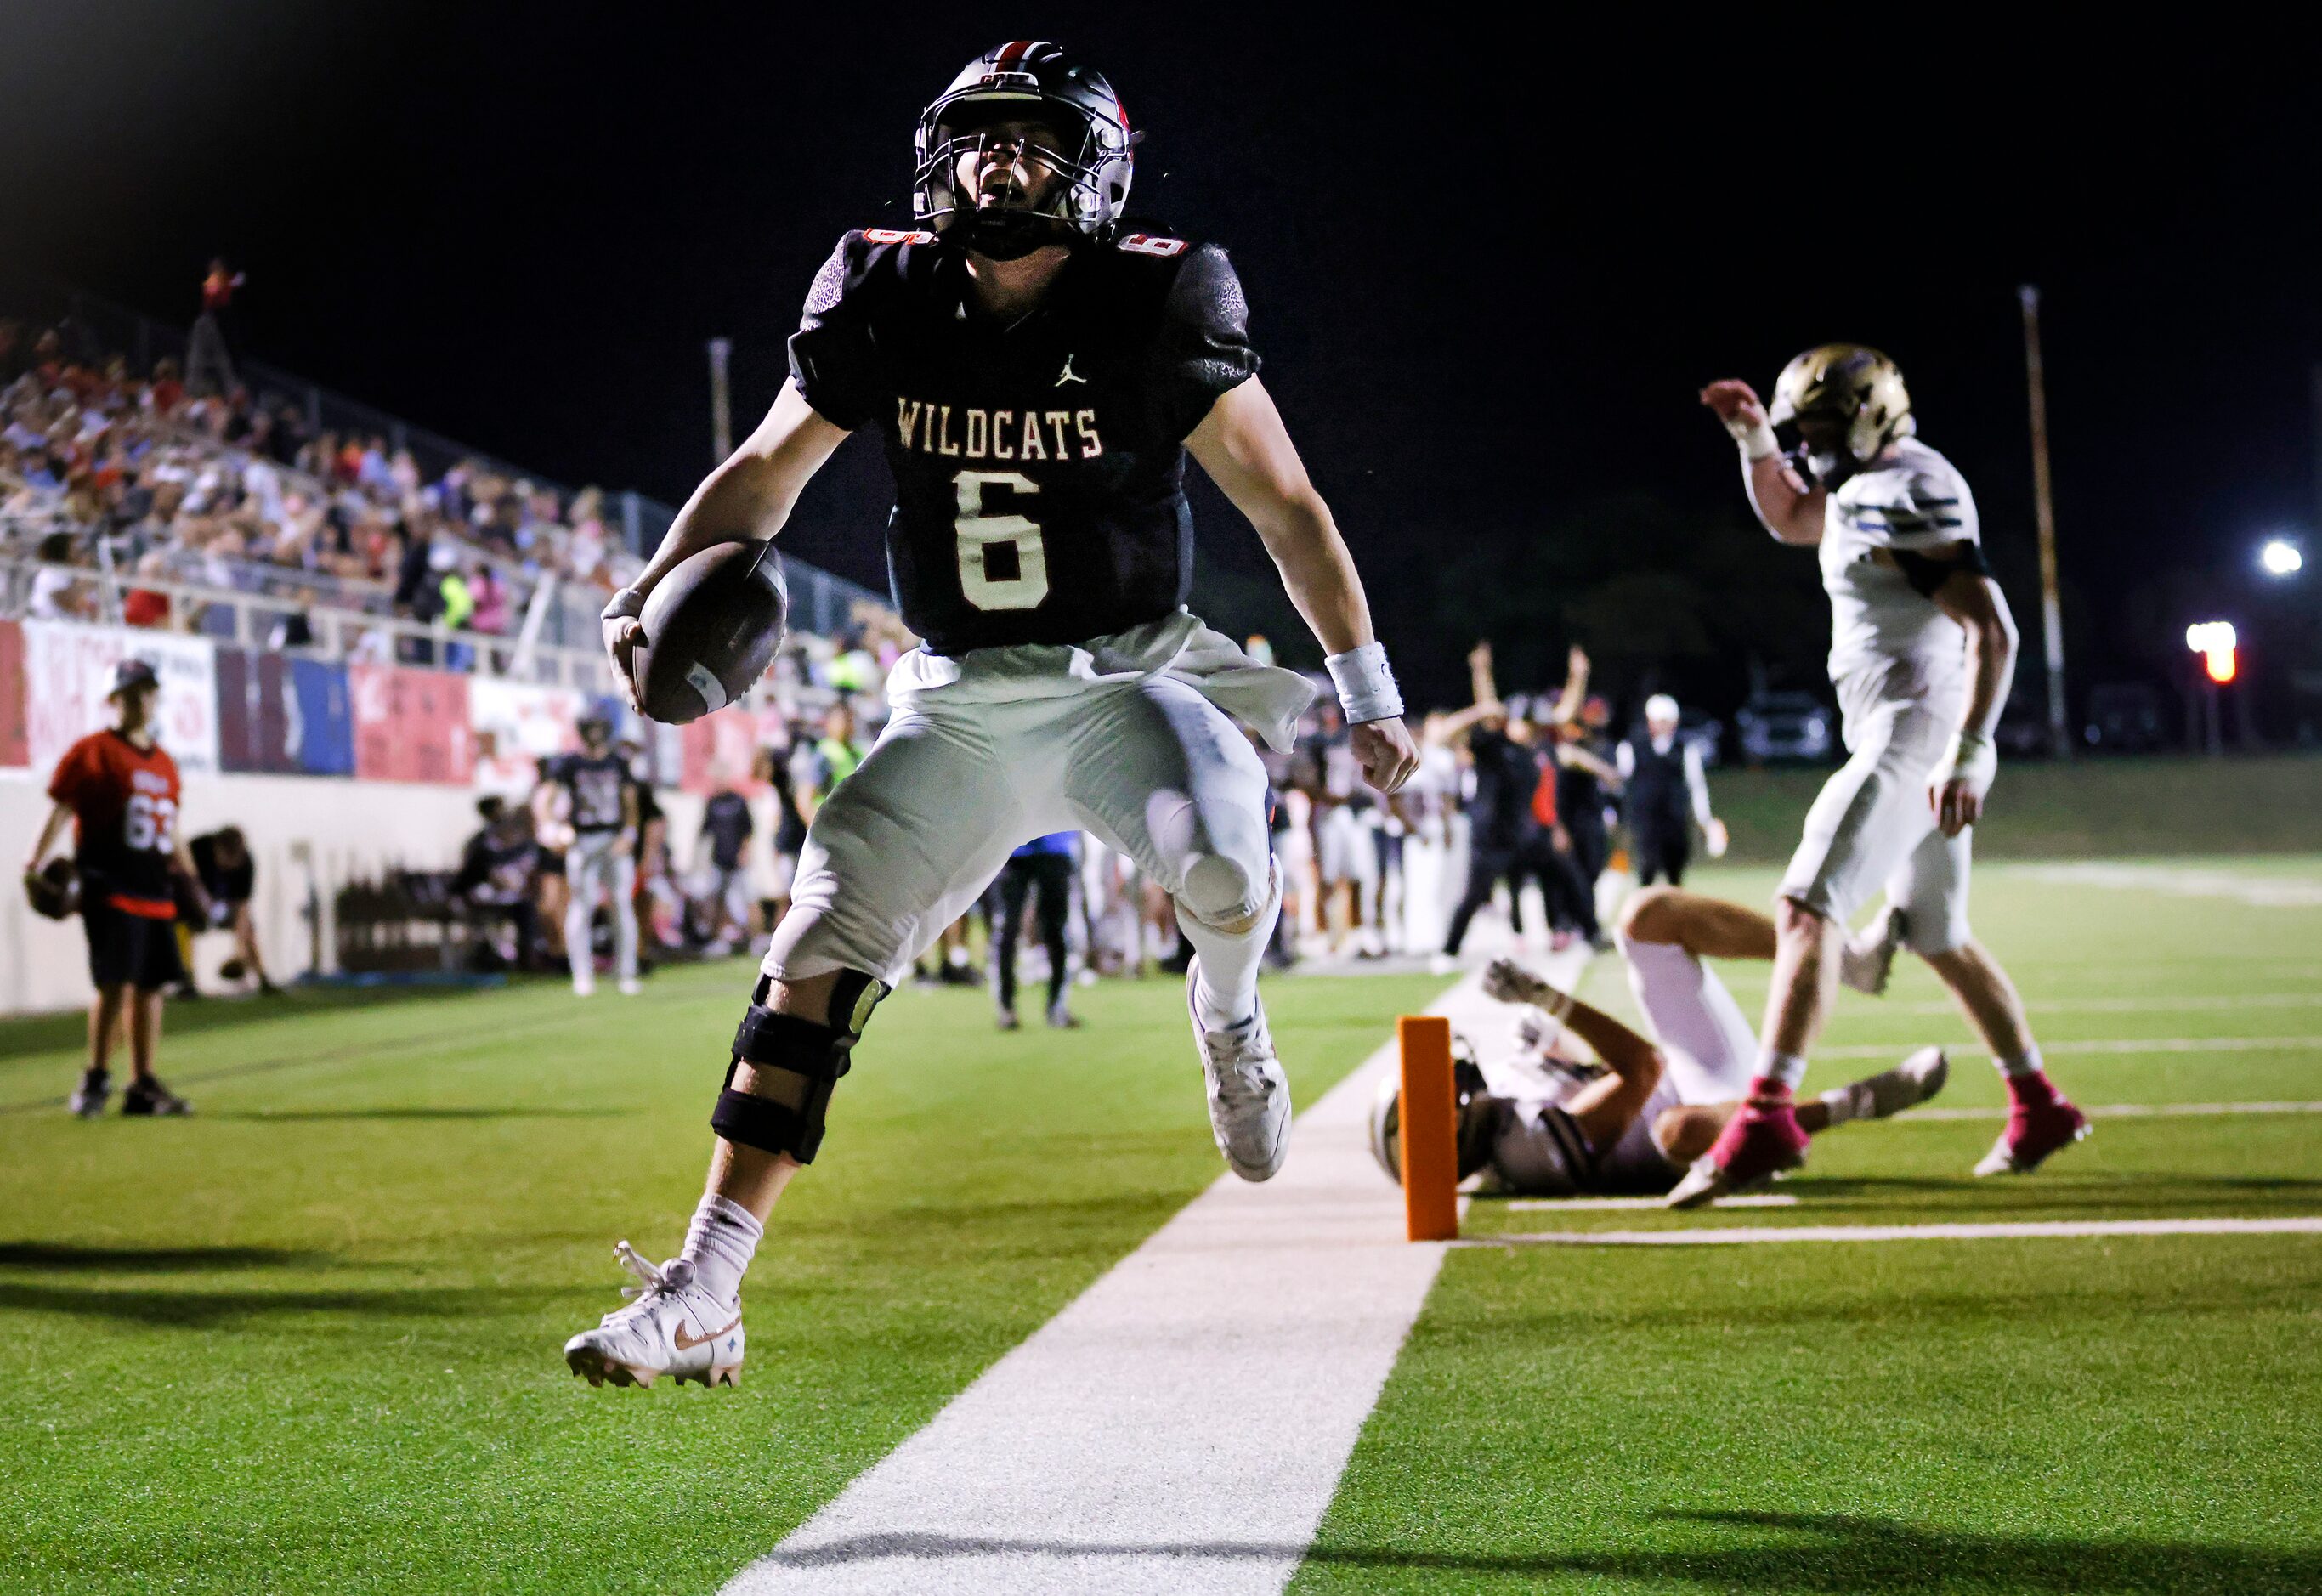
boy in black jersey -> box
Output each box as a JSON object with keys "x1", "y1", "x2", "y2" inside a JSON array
[
  {"x1": 552, "y1": 715, "x2": 640, "y2": 997},
  {"x1": 571, "y1": 42, "x2": 1416, "y2": 1391}
]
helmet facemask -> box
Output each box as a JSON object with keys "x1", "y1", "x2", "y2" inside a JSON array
[
  {"x1": 913, "y1": 46, "x2": 1133, "y2": 258},
  {"x1": 1768, "y1": 344, "x2": 1915, "y2": 488}
]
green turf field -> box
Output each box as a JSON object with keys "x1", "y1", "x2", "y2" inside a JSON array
[
  {"x1": 0, "y1": 960, "x2": 1442, "y2": 1593},
  {"x1": 4, "y1": 860, "x2": 2321, "y2": 1593},
  {"x1": 1300, "y1": 859, "x2": 2322, "y2": 1594}
]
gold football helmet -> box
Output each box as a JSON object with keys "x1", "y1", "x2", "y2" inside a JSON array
[{"x1": 1768, "y1": 343, "x2": 1915, "y2": 482}]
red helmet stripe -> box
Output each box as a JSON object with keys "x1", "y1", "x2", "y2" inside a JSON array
[{"x1": 994, "y1": 39, "x2": 1034, "y2": 65}]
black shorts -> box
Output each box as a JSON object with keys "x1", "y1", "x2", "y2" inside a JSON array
[{"x1": 85, "y1": 901, "x2": 187, "y2": 991}]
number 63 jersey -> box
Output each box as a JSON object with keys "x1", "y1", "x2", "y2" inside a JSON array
[{"x1": 787, "y1": 228, "x2": 1260, "y2": 656}]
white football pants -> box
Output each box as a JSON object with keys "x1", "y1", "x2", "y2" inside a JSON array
[{"x1": 566, "y1": 830, "x2": 638, "y2": 984}]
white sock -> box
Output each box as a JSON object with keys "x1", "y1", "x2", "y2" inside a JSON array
[
  {"x1": 1759, "y1": 1050, "x2": 1809, "y2": 1091},
  {"x1": 678, "y1": 1194, "x2": 762, "y2": 1306},
  {"x1": 1178, "y1": 869, "x2": 1283, "y2": 1032},
  {"x1": 1996, "y1": 1045, "x2": 2044, "y2": 1078},
  {"x1": 1817, "y1": 1080, "x2": 1869, "y2": 1127}
]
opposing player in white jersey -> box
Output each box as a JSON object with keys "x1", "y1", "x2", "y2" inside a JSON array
[
  {"x1": 1368, "y1": 887, "x2": 1949, "y2": 1198},
  {"x1": 1685, "y1": 346, "x2": 2087, "y2": 1205},
  {"x1": 553, "y1": 714, "x2": 641, "y2": 998}
]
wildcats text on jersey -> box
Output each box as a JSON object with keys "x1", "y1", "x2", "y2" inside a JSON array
[{"x1": 894, "y1": 399, "x2": 1104, "y2": 461}]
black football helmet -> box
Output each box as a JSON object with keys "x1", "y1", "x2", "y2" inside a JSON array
[
  {"x1": 914, "y1": 41, "x2": 1134, "y2": 258},
  {"x1": 1367, "y1": 1036, "x2": 1501, "y2": 1186}
]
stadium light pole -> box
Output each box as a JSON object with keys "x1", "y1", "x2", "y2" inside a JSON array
[
  {"x1": 2019, "y1": 287, "x2": 2071, "y2": 758},
  {"x1": 708, "y1": 337, "x2": 734, "y2": 466}
]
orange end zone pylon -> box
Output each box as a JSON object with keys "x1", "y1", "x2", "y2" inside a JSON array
[{"x1": 1396, "y1": 1015, "x2": 1459, "y2": 1242}]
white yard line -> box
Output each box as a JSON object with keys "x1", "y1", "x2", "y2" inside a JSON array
[
  {"x1": 1472, "y1": 1216, "x2": 2322, "y2": 1248},
  {"x1": 724, "y1": 972, "x2": 1514, "y2": 1596},
  {"x1": 2016, "y1": 863, "x2": 2322, "y2": 908},
  {"x1": 1813, "y1": 1035, "x2": 2322, "y2": 1061},
  {"x1": 1901, "y1": 1100, "x2": 2322, "y2": 1122},
  {"x1": 1505, "y1": 1193, "x2": 1798, "y2": 1212},
  {"x1": 1892, "y1": 993, "x2": 2322, "y2": 1016}
]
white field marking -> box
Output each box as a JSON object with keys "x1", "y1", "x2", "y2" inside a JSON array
[
  {"x1": 1900, "y1": 1100, "x2": 2322, "y2": 1122},
  {"x1": 1505, "y1": 1193, "x2": 1798, "y2": 1212},
  {"x1": 1892, "y1": 992, "x2": 2322, "y2": 1016},
  {"x1": 2018, "y1": 862, "x2": 2322, "y2": 908},
  {"x1": 1468, "y1": 1216, "x2": 2322, "y2": 1248},
  {"x1": 723, "y1": 975, "x2": 1498, "y2": 1596},
  {"x1": 1812, "y1": 1034, "x2": 2322, "y2": 1061}
]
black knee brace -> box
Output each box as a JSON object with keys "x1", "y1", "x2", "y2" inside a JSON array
[{"x1": 710, "y1": 971, "x2": 886, "y2": 1163}]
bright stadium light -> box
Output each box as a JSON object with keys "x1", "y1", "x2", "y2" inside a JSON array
[
  {"x1": 2186, "y1": 620, "x2": 2238, "y2": 684},
  {"x1": 2260, "y1": 537, "x2": 2304, "y2": 577}
]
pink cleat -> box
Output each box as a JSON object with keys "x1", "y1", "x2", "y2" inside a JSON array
[
  {"x1": 1974, "y1": 1093, "x2": 2090, "y2": 1176},
  {"x1": 1667, "y1": 1093, "x2": 1810, "y2": 1208}
]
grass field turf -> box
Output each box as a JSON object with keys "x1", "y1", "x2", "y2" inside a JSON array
[
  {"x1": 0, "y1": 964, "x2": 1441, "y2": 1593},
  {"x1": 1297, "y1": 859, "x2": 2322, "y2": 1595},
  {"x1": 3, "y1": 858, "x2": 2319, "y2": 1593}
]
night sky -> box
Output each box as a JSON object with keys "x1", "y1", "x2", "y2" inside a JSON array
[{"x1": 7, "y1": 7, "x2": 2319, "y2": 718}]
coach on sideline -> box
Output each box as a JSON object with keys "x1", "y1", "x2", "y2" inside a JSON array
[{"x1": 22, "y1": 659, "x2": 209, "y2": 1117}]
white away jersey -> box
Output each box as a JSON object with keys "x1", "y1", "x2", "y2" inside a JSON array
[{"x1": 1820, "y1": 437, "x2": 1980, "y2": 685}]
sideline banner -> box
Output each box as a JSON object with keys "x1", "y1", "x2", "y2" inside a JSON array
[
  {"x1": 680, "y1": 703, "x2": 790, "y2": 796},
  {"x1": 350, "y1": 664, "x2": 473, "y2": 785},
  {"x1": 0, "y1": 620, "x2": 26, "y2": 768},
  {"x1": 289, "y1": 659, "x2": 356, "y2": 776},
  {"x1": 216, "y1": 648, "x2": 299, "y2": 773},
  {"x1": 22, "y1": 621, "x2": 219, "y2": 776},
  {"x1": 470, "y1": 676, "x2": 581, "y2": 798}
]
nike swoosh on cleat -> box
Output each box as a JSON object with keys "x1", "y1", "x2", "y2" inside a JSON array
[{"x1": 673, "y1": 1315, "x2": 740, "y2": 1352}]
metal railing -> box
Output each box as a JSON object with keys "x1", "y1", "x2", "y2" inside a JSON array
[{"x1": 1, "y1": 556, "x2": 614, "y2": 691}]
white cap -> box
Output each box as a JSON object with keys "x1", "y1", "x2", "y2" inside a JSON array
[{"x1": 1645, "y1": 693, "x2": 1680, "y2": 725}]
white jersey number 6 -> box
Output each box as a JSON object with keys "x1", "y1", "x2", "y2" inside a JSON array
[{"x1": 953, "y1": 470, "x2": 1049, "y2": 612}]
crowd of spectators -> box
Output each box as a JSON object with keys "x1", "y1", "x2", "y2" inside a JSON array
[{"x1": 0, "y1": 310, "x2": 648, "y2": 654}]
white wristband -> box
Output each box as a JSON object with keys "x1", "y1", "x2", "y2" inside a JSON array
[
  {"x1": 602, "y1": 587, "x2": 646, "y2": 622},
  {"x1": 1325, "y1": 642, "x2": 1404, "y2": 724},
  {"x1": 1944, "y1": 729, "x2": 1996, "y2": 798},
  {"x1": 1729, "y1": 416, "x2": 1780, "y2": 462}
]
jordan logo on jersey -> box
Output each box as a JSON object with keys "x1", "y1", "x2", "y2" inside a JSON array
[{"x1": 1054, "y1": 354, "x2": 1087, "y2": 387}]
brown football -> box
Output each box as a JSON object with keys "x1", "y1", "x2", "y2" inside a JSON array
[{"x1": 629, "y1": 541, "x2": 789, "y2": 724}]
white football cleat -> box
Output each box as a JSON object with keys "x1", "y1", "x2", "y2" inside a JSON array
[
  {"x1": 1838, "y1": 906, "x2": 1908, "y2": 997},
  {"x1": 1186, "y1": 957, "x2": 1291, "y2": 1182},
  {"x1": 563, "y1": 1242, "x2": 745, "y2": 1389},
  {"x1": 617, "y1": 976, "x2": 643, "y2": 997},
  {"x1": 1832, "y1": 1045, "x2": 1950, "y2": 1122},
  {"x1": 572, "y1": 971, "x2": 597, "y2": 999}
]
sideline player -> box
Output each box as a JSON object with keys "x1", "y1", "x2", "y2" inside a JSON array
[
  {"x1": 22, "y1": 659, "x2": 210, "y2": 1116},
  {"x1": 1689, "y1": 346, "x2": 2086, "y2": 1204},
  {"x1": 553, "y1": 714, "x2": 640, "y2": 997},
  {"x1": 565, "y1": 42, "x2": 1418, "y2": 1388},
  {"x1": 1617, "y1": 693, "x2": 1724, "y2": 887},
  {"x1": 1372, "y1": 887, "x2": 1946, "y2": 1197}
]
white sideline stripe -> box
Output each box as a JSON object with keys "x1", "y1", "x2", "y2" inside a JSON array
[
  {"x1": 1894, "y1": 993, "x2": 2322, "y2": 1016},
  {"x1": 1506, "y1": 1194, "x2": 1798, "y2": 1212},
  {"x1": 1814, "y1": 1034, "x2": 2322, "y2": 1061},
  {"x1": 723, "y1": 972, "x2": 1509, "y2": 1596},
  {"x1": 1903, "y1": 1100, "x2": 2322, "y2": 1122},
  {"x1": 2019, "y1": 863, "x2": 2322, "y2": 908},
  {"x1": 1470, "y1": 1216, "x2": 2322, "y2": 1248}
]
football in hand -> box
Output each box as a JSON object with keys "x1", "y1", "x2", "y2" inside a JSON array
[{"x1": 629, "y1": 540, "x2": 789, "y2": 724}]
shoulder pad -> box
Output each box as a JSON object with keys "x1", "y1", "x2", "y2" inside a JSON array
[
  {"x1": 1115, "y1": 232, "x2": 1190, "y2": 258},
  {"x1": 861, "y1": 229, "x2": 937, "y2": 246}
]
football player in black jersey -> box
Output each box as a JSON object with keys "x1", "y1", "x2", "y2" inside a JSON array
[
  {"x1": 568, "y1": 42, "x2": 1418, "y2": 1389},
  {"x1": 552, "y1": 714, "x2": 640, "y2": 998}
]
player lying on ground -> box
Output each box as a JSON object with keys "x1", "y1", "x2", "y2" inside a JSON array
[
  {"x1": 565, "y1": 42, "x2": 1418, "y2": 1389},
  {"x1": 1688, "y1": 348, "x2": 2087, "y2": 1206},
  {"x1": 1370, "y1": 886, "x2": 1947, "y2": 1198}
]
